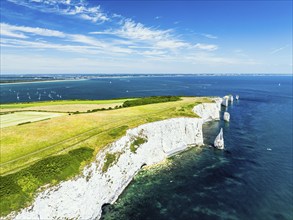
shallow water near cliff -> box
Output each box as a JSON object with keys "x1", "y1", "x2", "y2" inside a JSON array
[{"x1": 1, "y1": 75, "x2": 292, "y2": 219}]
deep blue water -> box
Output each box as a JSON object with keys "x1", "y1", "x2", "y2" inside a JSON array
[{"x1": 1, "y1": 75, "x2": 292, "y2": 219}]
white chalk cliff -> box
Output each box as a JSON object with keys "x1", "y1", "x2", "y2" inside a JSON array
[
  {"x1": 10, "y1": 99, "x2": 222, "y2": 220},
  {"x1": 192, "y1": 98, "x2": 222, "y2": 121}
]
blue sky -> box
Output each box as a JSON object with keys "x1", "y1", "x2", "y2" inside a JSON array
[{"x1": 0, "y1": 0, "x2": 292, "y2": 74}]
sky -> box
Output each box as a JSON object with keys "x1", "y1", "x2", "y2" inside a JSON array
[{"x1": 0, "y1": 0, "x2": 292, "y2": 74}]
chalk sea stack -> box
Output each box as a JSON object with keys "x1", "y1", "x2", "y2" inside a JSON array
[
  {"x1": 229, "y1": 95, "x2": 233, "y2": 102},
  {"x1": 214, "y1": 128, "x2": 224, "y2": 149},
  {"x1": 223, "y1": 112, "x2": 230, "y2": 122},
  {"x1": 221, "y1": 96, "x2": 229, "y2": 107}
]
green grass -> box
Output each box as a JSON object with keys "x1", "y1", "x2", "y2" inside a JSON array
[
  {"x1": 0, "y1": 147, "x2": 93, "y2": 217},
  {"x1": 102, "y1": 152, "x2": 120, "y2": 172},
  {"x1": 0, "y1": 97, "x2": 211, "y2": 176},
  {"x1": 122, "y1": 96, "x2": 180, "y2": 107},
  {"x1": 0, "y1": 111, "x2": 64, "y2": 128},
  {"x1": 108, "y1": 125, "x2": 129, "y2": 138},
  {"x1": 0, "y1": 99, "x2": 134, "y2": 109},
  {"x1": 130, "y1": 137, "x2": 147, "y2": 153},
  {"x1": 0, "y1": 98, "x2": 135, "y2": 114}
]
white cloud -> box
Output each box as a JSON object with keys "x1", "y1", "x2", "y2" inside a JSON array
[
  {"x1": 3, "y1": 1, "x2": 219, "y2": 54},
  {"x1": 270, "y1": 45, "x2": 289, "y2": 54},
  {"x1": 1, "y1": 23, "x2": 137, "y2": 56},
  {"x1": 65, "y1": 5, "x2": 109, "y2": 22},
  {"x1": 156, "y1": 40, "x2": 188, "y2": 49},
  {"x1": 194, "y1": 43, "x2": 218, "y2": 51},
  {"x1": 202, "y1": 33, "x2": 218, "y2": 39},
  {"x1": 90, "y1": 19, "x2": 191, "y2": 51},
  {"x1": 117, "y1": 19, "x2": 171, "y2": 41},
  {"x1": 1, "y1": 21, "x2": 222, "y2": 63},
  {"x1": 7, "y1": 0, "x2": 109, "y2": 23},
  {"x1": 68, "y1": 34, "x2": 105, "y2": 47},
  {"x1": 141, "y1": 50, "x2": 166, "y2": 56},
  {"x1": 0, "y1": 28, "x2": 28, "y2": 39},
  {"x1": 1, "y1": 23, "x2": 66, "y2": 38}
]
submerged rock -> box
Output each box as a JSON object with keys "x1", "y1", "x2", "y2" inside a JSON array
[
  {"x1": 214, "y1": 128, "x2": 224, "y2": 149},
  {"x1": 223, "y1": 112, "x2": 230, "y2": 122}
]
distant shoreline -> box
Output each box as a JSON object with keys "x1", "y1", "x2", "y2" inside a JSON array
[
  {"x1": 1, "y1": 74, "x2": 292, "y2": 86},
  {"x1": 0, "y1": 79, "x2": 88, "y2": 85}
]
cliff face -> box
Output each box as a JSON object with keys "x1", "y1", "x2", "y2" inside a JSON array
[
  {"x1": 12, "y1": 101, "x2": 221, "y2": 220},
  {"x1": 192, "y1": 98, "x2": 222, "y2": 122}
]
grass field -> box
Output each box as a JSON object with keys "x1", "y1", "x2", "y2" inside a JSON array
[
  {"x1": 0, "y1": 96, "x2": 213, "y2": 216},
  {"x1": 0, "y1": 111, "x2": 65, "y2": 128},
  {"x1": 0, "y1": 97, "x2": 213, "y2": 175},
  {"x1": 0, "y1": 98, "x2": 133, "y2": 113}
]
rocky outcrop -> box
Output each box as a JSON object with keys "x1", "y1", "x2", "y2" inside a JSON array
[
  {"x1": 192, "y1": 98, "x2": 222, "y2": 121},
  {"x1": 223, "y1": 112, "x2": 230, "y2": 122},
  {"x1": 214, "y1": 128, "x2": 224, "y2": 149},
  {"x1": 228, "y1": 95, "x2": 233, "y2": 102},
  {"x1": 221, "y1": 96, "x2": 229, "y2": 107},
  {"x1": 11, "y1": 101, "x2": 222, "y2": 220}
]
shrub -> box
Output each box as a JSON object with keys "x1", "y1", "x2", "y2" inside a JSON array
[
  {"x1": 17, "y1": 121, "x2": 31, "y2": 126},
  {"x1": 122, "y1": 96, "x2": 180, "y2": 107},
  {"x1": 130, "y1": 137, "x2": 147, "y2": 153},
  {"x1": 108, "y1": 125, "x2": 129, "y2": 138},
  {"x1": 102, "y1": 153, "x2": 118, "y2": 172}
]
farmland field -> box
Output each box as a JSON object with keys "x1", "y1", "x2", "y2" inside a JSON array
[
  {"x1": 0, "y1": 99, "x2": 133, "y2": 113},
  {"x1": 0, "y1": 97, "x2": 211, "y2": 175},
  {"x1": 0, "y1": 111, "x2": 65, "y2": 128}
]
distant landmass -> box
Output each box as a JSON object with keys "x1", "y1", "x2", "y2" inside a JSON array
[{"x1": 0, "y1": 73, "x2": 290, "y2": 84}]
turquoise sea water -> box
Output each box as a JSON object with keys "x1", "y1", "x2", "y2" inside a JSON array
[{"x1": 1, "y1": 75, "x2": 292, "y2": 219}]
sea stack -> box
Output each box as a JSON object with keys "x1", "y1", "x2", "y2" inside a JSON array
[
  {"x1": 221, "y1": 96, "x2": 229, "y2": 107},
  {"x1": 223, "y1": 112, "x2": 230, "y2": 122},
  {"x1": 214, "y1": 128, "x2": 224, "y2": 149},
  {"x1": 229, "y1": 95, "x2": 234, "y2": 102}
]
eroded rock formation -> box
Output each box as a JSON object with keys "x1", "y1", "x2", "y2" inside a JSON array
[
  {"x1": 223, "y1": 112, "x2": 230, "y2": 122},
  {"x1": 214, "y1": 128, "x2": 224, "y2": 149}
]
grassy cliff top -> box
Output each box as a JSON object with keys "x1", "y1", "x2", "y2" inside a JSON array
[{"x1": 0, "y1": 96, "x2": 213, "y2": 175}]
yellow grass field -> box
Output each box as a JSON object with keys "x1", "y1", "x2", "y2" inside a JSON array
[
  {"x1": 0, "y1": 111, "x2": 65, "y2": 128},
  {"x1": 0, "y1": 97, "x2": 211, "y2": 175},
  {"x1": 0, "y1": 99, "x2": 132, "y2": 113}
]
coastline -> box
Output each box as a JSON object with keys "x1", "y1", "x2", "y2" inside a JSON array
[
  {"x1": 0, "y1": 79, "x2": 88, "y2": 86},
  {"x1": 1, "y1": 74, "x2": 291, "y2": 86},
  {"x1": 7, "y1": 99, "x2": 222, "y2": 220}
]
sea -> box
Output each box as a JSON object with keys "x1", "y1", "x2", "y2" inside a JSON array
[{"x1": 0, "y1": 75, "x2": 292, "y2": 220}]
